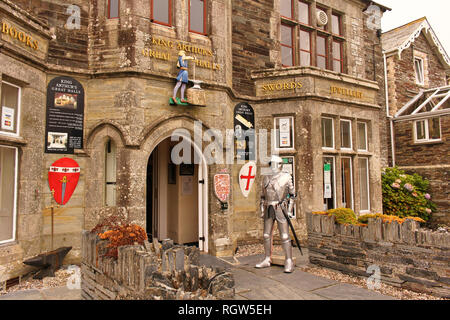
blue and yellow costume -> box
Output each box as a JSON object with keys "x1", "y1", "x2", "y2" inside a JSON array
[{"x1": 176, "y1": 56, "x2": 189, "y2": 83}]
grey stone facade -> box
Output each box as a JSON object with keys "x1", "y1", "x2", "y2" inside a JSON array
[{"x1": 1, "y1": 0, "x2": 390, "y2": 283}]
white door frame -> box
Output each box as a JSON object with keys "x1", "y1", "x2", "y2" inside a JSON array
[{"x1": 149, "y1": 133, "x2": 208, "y2": 252}]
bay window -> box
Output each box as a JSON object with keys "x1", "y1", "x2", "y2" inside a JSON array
[{"x1": 279, "y1": 1, "x2": 345, "y2": 71}]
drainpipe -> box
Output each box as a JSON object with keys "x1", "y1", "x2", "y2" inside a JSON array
[{"x1": 383, "y1": 51, "x2": 396, "y2": 167}]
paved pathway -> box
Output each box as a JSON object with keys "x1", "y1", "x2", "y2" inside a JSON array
[
  {"x1": 0, "y1": 248, "x2": 395, "y2": 300},
  {"x1": 201, "y1": 248, "x2": 395, "y2": 300}
]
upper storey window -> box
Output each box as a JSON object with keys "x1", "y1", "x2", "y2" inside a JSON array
[
  {"x1": 151, "y1": 0, "x2": 172, "y2": 26},
  {"x1": 108, "y1": 0, "x2": 119, "y2": 19},
  {"x1": 279, "y1": 1, "x2": 345, "y2": 73},
  {"x1": 1, "y1": 81, "x2": 21, "y2": 136},
  {"x1": 189, "y1": 0, "x2": 207, "y2": 35}
]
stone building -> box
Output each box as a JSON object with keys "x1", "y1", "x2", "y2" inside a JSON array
[
  {"x1": 382, "y1": 17, "x2": 450, "y2": 226},
  {"x1": 0, "y1": 0, "x2": 389, "y2": 283}
]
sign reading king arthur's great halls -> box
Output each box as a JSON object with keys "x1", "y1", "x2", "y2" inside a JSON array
[
  {"x1": 45, "y1": 77, "x2": 85, "y2": 154},
  {"x1": 234, "y1": 103, "x2": 255, "y2": 161}
]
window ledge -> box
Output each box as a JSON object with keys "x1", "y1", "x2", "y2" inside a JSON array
[
  {"x1": 0, "y1": 134, "x2": 27, "y2": 146},
  {"x1": 413, "y1": 140, "x2": 443, "y2": 146}
]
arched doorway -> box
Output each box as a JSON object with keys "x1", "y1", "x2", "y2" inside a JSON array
[{"x1": 145, "y1": 134, "x2": 208, "y2": 252}]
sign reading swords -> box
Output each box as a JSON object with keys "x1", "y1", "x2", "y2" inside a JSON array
[{"x1": 48, "y1": 158, "x2": 81, "y2": 205}]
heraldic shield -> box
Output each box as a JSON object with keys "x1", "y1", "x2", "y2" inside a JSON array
[
  {"x1": 48, "y1": 158, "x2": 80, "y2": 205},
  {"x1": 214, "y1": 174, "x2": 230, "y2": 203}
]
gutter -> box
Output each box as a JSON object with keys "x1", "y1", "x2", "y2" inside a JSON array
[{"x1": 383, "y1": 51, "x2": 396, "y2": 167}]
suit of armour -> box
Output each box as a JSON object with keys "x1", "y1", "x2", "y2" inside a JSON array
[{"x1": 257, "y1": 167, "x2": 296, "y2": 273}]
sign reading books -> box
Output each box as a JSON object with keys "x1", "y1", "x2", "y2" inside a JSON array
[
  {"x1": 45, "y1": 77, "x2": 84, "y2": 154},
  {"x1": 234, "y1": 103, "x2": 255, "y2": 161}
]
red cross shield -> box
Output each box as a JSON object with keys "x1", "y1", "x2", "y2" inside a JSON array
[
  {"x1": 214, "y1": 174, "x2": 230, "y2": 203},
  {"x1": 239, "y1": 161, "x2": 257, "y2": 198},
  {"x1": 48, "y1": 158, "x2": 80, "y2": 205}
]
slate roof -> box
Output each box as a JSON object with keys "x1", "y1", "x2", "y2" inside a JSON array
[{"x1": 381, "y1": 17, "x2": 450, "y2": 69}]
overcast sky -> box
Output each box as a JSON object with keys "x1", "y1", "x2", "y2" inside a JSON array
[{"x1": 376, "y1": 0, "x2": 450, "y2": 53}]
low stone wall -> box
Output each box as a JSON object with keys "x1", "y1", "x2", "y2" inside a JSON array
[
  {"x1": 306, "y1": 212, "x2": 450, "y2": 298},
  {"x1": 81, "y1": 231, "x2": 234, "y2": 300}
]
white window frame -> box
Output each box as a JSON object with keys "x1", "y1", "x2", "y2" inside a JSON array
[
  {"x1": 357, "y1": 121, "x2": 368, "y2": 152},
  {"x1": 274, "y1": 116, "x2": 295, "y2": 152},
  {"x1": 0, "y1": 145, "x2": 18, "y2": 245},
  {"x1": 323, "y1": 155, "x2": 337, "y2": 210},
  {"x1": 341, "y1": 156, "x2": 354, "y2": 211},
  {"x1": 358, "y1": 157, "x2": 370, "y2": 213},
  {"x1": 414, "y1": 57, "x2": 425, "y2": 85},
  {"x1": 340, "y1": 119, "x2": 352, "y2": 151},
  {"x1": 1, "y1": 81, "x2": 21, "y2": 137},
  {"x1": 322, "y1": 117, "x2": 335, "y2": 150},
  {"x1": 104, "y1": 139, "x2": 117, "y2": 207},
  {"x1": 414, "y1": 117, "x2": 442, "y2": 143}
]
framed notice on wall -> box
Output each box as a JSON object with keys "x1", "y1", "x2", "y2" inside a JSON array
[
  {"x1": 1, "y1": 106, "x2": 14, "y2": 131},
  {"x1": 275, "y1": 116, "x2": 294, "y2": 150},
  {"x1": 45, "y1": 76, "x2": 85, "y2": 154},
  {"x1": 282, "y1": 156, "x2": 296, "y2": 218}
]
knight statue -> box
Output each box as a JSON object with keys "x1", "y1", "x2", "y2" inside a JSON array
[{"x1": 256, "y1": 155, "x2": 296, "y2": 273}]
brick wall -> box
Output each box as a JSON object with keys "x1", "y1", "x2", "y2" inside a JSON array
[
  {"x1": 394, "y1": 116, "x2": 450, "y2": 166},
  {"x1": 389, "y1": 33, "x2": 447, "y2": 116},
  {"x1": 306, "y1": 212, "x2": 450, "y2": 298},
  {"x1": 14, "y1": 0, "x2": 89, "y2": 69},
  {"x1": 231, "y1": 0, "x2": 276, "y2": 96}
]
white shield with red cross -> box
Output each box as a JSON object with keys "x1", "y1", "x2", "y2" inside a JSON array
[
  {"x1": 214, "y1": 174, "x2": 230, "y2": 203},
  {"x1": 239, "y1": 161, "x2": 257, "y2": 198},
  {"x1": 48, "y1": 158, "x2": 81, "y2": 205}
]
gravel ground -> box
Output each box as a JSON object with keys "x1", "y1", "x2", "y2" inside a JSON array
[
  {"x1": 0, "y1": 265, "x2": 75, "y2": 296},
  {"x1": 235, "y1": 243, "x2": 445, "y2": 300}
]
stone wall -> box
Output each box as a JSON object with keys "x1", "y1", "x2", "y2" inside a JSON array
[
  {"x1": 393, "y1": 116, "x2": 450, "y2": 226},
  {"x1": 231, "y1": 0, "x2": 276, "y2": 96},
  {"x1": 81, "y1": 231, "x2": 235, "y2": 300},
  {"x1": 306, "y1": 212, "x2": 450, "y2": 298}
]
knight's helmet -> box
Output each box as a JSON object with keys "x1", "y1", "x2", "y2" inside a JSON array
[{"x1": 268, "y1": 155, "x2": 283, "y2": 172}]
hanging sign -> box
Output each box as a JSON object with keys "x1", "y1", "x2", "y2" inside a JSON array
[
  {"x1": 234, "y1": 103, "x2": 255, "y2": 161},
  {"x1": 239, "y1": 161, "x2": 257, "y2": 198},
  {"x1": 214, "y1": 174, "x2": 231, "y2": 203},
  {"x1": 45, "y1": 76, "x2": 85, "y2": 154},
  {"x1": 48, "y1": 158, "x2": 81, "y2": 205}
]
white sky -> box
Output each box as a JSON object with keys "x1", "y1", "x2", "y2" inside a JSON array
[{"x1": 376, "y1": 0, "x2": 450, "y2": 53}]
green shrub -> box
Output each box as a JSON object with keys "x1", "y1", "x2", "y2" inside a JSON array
[
  {"x1": 381, "y1": 167, "x2": 436, "y2": 222},
  {"x1": 327, "y1": 208, "x2": 358, "y2": 225}
]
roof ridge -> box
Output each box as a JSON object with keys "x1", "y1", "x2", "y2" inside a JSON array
[{"x1": 382, "y1": 16, "x2": 427, "y2": 35}]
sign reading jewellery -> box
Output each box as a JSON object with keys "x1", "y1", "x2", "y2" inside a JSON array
[
  {"x1": 45, "y1": 77, "x2": 85, "y2": 154},
  {"x1": 142, "y1": 36, "x2": 221, "y2": 70}
]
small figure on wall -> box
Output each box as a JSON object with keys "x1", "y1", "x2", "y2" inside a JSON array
[{"x1": 171, "y1": 50, "x2": 196, "y2": 105}]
